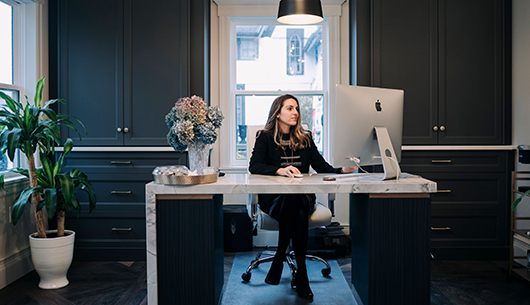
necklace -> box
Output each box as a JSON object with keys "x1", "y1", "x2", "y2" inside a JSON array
[{"x1": 280, "y1": 139, "x2": 301, "y2": 167}]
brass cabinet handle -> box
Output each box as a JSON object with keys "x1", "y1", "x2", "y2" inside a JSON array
[
  {"x1": 431, "y1": 227, "x2": 451, "y2": 231},
  {"x1": 124, "y1": 127, "x2": 130, "y2": 133},
  {"x1": 117, "y1": 127, "x2": 122, "y2": 133},
  {"x1": 433, "y1": 126, "x2": 438, "y2": 131},
  {"x1": 111, "y1": 228, "x2": 132, "y2": 231},
  {"x1": 440, "y1": 126, "x2": 445, "y2": 131},
  {"x1": 111, "y1": 161, "x2": 132, "y2": 164},
  {"x1": 431, "y1": 160, "x2": 452, "y2": 163},
  {"x1": 437, "y1": 190, "x2": 451, "y2": 193},
  {"x1": 111, "y1": 191, "x2": 132, "y2": 194}
]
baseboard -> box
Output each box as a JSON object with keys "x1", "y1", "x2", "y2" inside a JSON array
[{"x1": 0, "y1": 247, "x2": 34, "y2": 289}]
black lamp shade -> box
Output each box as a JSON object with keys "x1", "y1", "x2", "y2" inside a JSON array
[{"x1": 277, "y1": 0, "x2": 324, "y2": 25}]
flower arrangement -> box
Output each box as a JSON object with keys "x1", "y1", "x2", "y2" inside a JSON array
[{"x1": 165, "y1": 95, "x2": 224, "y2": 152}]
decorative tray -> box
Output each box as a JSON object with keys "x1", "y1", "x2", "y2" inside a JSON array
[
  {"x1": 152, "y1": 165, "x2": 218, "y2": 185},
  {"x1": 152, "y1": 173, "x2": 218, "y2": 185}
]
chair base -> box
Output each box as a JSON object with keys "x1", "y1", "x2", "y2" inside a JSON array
[{"x1": 241, "y1": 251, "x2": 331, "y2": 288}]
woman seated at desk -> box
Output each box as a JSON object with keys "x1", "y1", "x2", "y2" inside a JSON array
[{"x1": 249, "y1": 94, "x2": 357, "y2": 301}]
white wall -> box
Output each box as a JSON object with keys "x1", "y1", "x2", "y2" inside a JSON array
[
  {"x1": 513, "y1": 0, "x2": 530, "y2": 222},
  {"x1": 0, "y1": 178, "x2": 33, "y2": 290}
]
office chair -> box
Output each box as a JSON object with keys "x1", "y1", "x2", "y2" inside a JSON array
[{"x1": 241, "y1": 126, "x2": 333, "y2": 288}]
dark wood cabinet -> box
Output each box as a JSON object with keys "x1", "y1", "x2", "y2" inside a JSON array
[
  {"x1": 50, "y1": 0, "x2": 209, "y2": 146},
  {"x1": 357, "y1": 0, "x2": 511, "y2": 145},
  {"x1": 60, "y1": 151, "x2": 186, "y2": 260},
  {"x1": 400, "y1": 150, "x2": 514, "y2": 260}
]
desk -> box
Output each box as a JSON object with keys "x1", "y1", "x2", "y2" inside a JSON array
[{"x1": 146, "y1": 173, "x2": 436, "y2": 305}]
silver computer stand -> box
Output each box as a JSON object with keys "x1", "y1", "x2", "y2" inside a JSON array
[{"x1": 373, "y1": 126, "x2": 401, "y2": 180}]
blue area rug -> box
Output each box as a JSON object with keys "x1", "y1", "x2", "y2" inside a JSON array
[{"x1": 221, "y1": 252, "x2": 358, "y2": 305}]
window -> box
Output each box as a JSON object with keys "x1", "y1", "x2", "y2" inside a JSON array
[
  {"x1": 233, "y1": 22, "x2": 324, "y2": 163},
  {"x1": 0, "y1": 1, "x2": 17, "y2": 172},
  {"x1": 0, "y1": 0, "x2": 44, "y2": 175},
  {"x1": 0, "y1": 1, "x2": 13, "y2": 85},
  {"x1": 215, "y1": 3, "x2": 345, "y2": 169}
]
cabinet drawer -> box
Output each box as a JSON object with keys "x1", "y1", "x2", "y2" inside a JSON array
[
  {"x1": 418, "y1": 172, "x2": 507, "y2": 210},
  {"x1": 431, "y1": 209, "x2": 507, "y2": 247},
  {"x1": 61, "y1": 151, "x2": 187, "y2": 175},
  {"x1": 68, "y1": 217, "x2": 146, "y2": 241},
  {"x1": 75, "y1": 181, "x2": 148, "y2": 203},
  {"x1": 401, "y1": 150, "x2": 509, "y2": 173}
]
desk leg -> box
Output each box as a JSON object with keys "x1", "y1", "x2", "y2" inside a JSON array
[
  {"x1": 156, "y1": 194, "x2": 224, "y2": 305},
  {"x1": 350, "y1": 194, "x2": 431, "y2": 305}
]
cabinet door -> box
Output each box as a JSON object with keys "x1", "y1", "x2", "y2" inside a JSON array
[
  {"x1": 438, "y1": 0, "x2": 506, "y2": 144},
  {"x1": 57, "y1": 0, "x2": 125, "y2": 146},
  {"x1": 372, "y1": 0, "x2": 438, "y2": 145},
  {"x1": 123, "y1": 0, "x2": 190, "y2": 146}
]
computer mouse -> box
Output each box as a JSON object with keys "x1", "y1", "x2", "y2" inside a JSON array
[{"x1": 293, "y1": 174, "x2": 303, "y2": 178}]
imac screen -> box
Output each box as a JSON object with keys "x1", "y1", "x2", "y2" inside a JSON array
[{"x1": 333, "y1": 84, "x2": 404, "y2": 173}]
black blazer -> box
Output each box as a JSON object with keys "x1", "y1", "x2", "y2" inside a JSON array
[
  {"x1": 249, "y1": 130, "x2": 342, "y2": 175},
  {"x1": 249, "y1": 130, "x2": 341, "y2": 210}
]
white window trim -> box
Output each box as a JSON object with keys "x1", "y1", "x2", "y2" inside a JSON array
[{"x1": 212, "y1": 1, "x2": 348, "y2": 171}]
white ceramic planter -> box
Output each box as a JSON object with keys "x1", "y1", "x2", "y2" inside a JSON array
[{"x1": 29, "y1": 230, "x2": 75, "y2": 289}]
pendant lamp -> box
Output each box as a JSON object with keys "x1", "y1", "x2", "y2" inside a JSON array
[{"x1": 277, "y1": 0, "x2": 324, "y2": 25}]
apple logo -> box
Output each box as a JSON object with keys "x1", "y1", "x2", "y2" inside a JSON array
[{"x1": 375, "y1": 99, "x2": 382, "y2": 112}]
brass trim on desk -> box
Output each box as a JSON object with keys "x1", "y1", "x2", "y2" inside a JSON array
[
  {"x1": 431, "y1": 227, "x2": 451, "y2": 231},
  {"x1": 156, "y1": 194, "x2": 213, "y2": 200},
  {"x1": 369, "y1": 193, "x2": 430, "y2": 199}
]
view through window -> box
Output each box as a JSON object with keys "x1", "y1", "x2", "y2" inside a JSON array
[
  {"x1": 0, "y1": 1, "x2": 17, "y2": 171},
  {"x1": 234, "y1": 23, "x2": 325, "y2": 162}
]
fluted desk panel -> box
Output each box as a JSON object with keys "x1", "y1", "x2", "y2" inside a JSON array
[{"x1": 146, "y1": 173, "x2": 437, "y2": 305}]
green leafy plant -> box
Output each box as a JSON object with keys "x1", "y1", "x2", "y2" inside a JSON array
[
  {"x1": 512, "y1": 189, "x2": 530, "y2": 211},
  {"x1": 0, "y1": 77, "x2": 94, "y2": 238},
  {"x1": 11, "y1": 138, "x2": 97, "y2": 236}
]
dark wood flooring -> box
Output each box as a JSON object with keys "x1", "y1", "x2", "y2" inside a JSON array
[{"x1": 1, "y1": 252, "x2": 529, "y2": 304}]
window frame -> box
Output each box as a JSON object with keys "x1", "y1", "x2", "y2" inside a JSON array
[
  {"x1": 213, "y1": 2, "x2": 347, "y2": 171},
  {"x1": 0, "y1": 0, "x2": 48, "y2": 180}
]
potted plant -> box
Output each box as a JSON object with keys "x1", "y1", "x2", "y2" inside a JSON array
[{"x1": 0, "y1": 77, "x2": 97, "y2": 289}]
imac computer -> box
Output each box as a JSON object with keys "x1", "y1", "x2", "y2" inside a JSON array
[{"x1": 333, "y1": 84, "x2": 404, "y2": 180}]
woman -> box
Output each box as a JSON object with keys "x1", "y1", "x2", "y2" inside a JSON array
[{"x1": 249, "y1": 94, "x2": 357, "y2": 301}]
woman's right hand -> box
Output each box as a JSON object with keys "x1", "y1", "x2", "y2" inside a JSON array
[{"x1": 276, "y1": 165, "x2": 301, "y2": 178}]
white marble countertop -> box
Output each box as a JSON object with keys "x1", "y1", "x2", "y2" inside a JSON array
[{"x1": 145, "y1": 173, "x2": 437, "y2": 195}]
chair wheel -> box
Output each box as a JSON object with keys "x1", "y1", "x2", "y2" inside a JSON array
[
  {"x1": 322, "y1": 268, "x2": 331, "y2": 277},
  {"x1": 291, "y1": 279, "x2": 296, "y2": 289},
  {"x1": 241, "y1": 272, "x2": 251, "y2": 282}
]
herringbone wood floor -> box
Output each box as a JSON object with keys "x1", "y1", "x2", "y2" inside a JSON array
[{"x1": 1, "y1": 252, "x2": 530, "y2": 304}]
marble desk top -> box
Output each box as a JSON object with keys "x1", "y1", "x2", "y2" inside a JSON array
[{"x1": 145, "y1": 172, "x2": 437, "y2": 195}]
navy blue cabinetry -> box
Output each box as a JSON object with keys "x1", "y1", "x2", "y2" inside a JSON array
[
  {"x1": 59, "y1": 151, "x2": 186, "y2": 261},
  {"x1": 400, "y1": 150, "x2": 515, "y2": 260},
  {"x1": 49, "y1": 0, "x2": 209, "y2": 146},
  {"x1": 353, "y1": 0, "x2": 511, "y2": 145}
]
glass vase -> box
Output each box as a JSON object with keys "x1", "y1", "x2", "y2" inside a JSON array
[{"x1": 187, "y1": 141, "x2": 210, "y2": 175}]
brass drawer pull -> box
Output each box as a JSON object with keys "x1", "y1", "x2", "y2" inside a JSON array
[
  {"x1": 431, "y1": 227, "x2": 451, "y2": 231},
  {"x1": 111, "y1": 191, "x2": 132, "y2": 194},
  {"x1": 112, "y1": 228, "x2": 132, "y2": 231},
  {"x1": 437, "y1": 190, "x2": 451, "y2": 193},
  {"x1": 431, "y1": 160, "x2": 452, "y2": 163},
  {"x1": 111, "y1": 161, "x2": 132, "y2": 164}
]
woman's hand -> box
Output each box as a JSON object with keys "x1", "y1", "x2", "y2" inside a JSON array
[
  {"x1": 276, "y1": 165, "x2": 301, "y2": 178},
  {"x1": 341, "y1": 166, "x2": 359, "y2": 174}
]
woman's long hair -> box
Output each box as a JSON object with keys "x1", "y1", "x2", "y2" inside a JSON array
[{"x1": 263, "y1": 94, "x2": 310, "y2": 150}]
